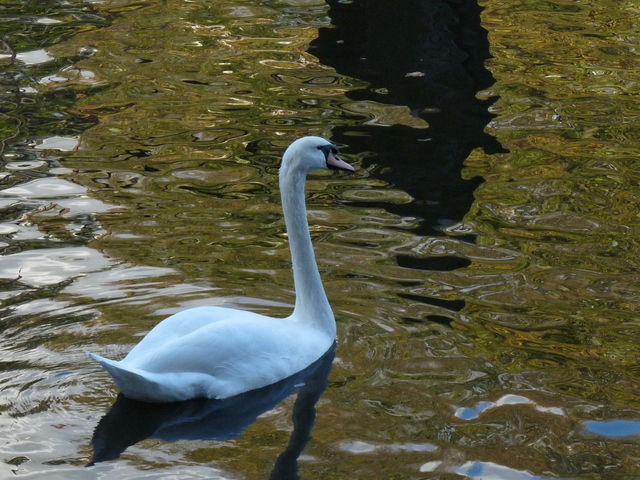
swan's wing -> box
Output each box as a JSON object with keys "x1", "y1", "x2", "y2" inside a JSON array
[
  {"x1": 125, "y1": 306, "x2": 267, "y2": 359},
  {"x1": 120, "y1": 318, "x2": 330, "y2": 398}
]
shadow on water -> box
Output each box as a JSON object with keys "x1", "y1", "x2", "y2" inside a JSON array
[
  {"x1": 310, "y1": 0, "x2": 507, "y2": 239},
  {"x1": 88, "y1": 344, "x2": 335, "y2": 478}
]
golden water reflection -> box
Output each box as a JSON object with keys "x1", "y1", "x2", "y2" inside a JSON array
[{"x1": 1, "y1": 0, "x2": 640, "y2": 478}]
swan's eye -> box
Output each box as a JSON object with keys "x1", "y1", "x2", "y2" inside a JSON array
[{"x1": 317, "y1": 144, "x2": 338, "y2": 159}]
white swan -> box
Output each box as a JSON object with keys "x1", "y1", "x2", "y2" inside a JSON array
[{"x1": 88, "y1": 136, "x2": 354, "y2": 403}]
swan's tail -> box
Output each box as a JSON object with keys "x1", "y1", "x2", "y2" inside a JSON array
[
  {"x1": 87, "y1": 351, "x2": 187, "y2": 403},
  {"x1": 87, "y1": 351, "x2": 145, "y2": 393}
]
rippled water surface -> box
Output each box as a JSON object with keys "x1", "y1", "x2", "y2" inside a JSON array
[{"x1": 1, "y1": 0, "x2": 640, "y2": 478}]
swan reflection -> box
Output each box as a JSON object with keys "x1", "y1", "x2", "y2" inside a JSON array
[{"x1": 89, "y1": 344, "x2": 335, "y2": 477}]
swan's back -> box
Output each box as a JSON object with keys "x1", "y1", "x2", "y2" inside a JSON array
[{"x1": 89, "y1": 313, "x2": 331, "y2": 402}]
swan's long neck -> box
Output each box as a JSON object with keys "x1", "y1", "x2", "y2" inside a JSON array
[{"x1": 280, "y1": 166, "x2": 335, "y2": 337}]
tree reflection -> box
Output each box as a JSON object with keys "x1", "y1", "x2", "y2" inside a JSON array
[{"x1": 310, "y1": 0, "x2": 507, "y2": 238}]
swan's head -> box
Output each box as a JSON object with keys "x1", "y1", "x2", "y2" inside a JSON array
[{"x1": 282, "y1": 136, "x2": 355, "y2": 175}]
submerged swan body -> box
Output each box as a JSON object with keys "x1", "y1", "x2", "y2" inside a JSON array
[{"x1": 88, "y1": 136, "x2": 354, "y2": 403}]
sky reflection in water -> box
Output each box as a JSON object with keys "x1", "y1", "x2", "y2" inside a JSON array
[{"x1": 584, "y1": 420, "x2": 640, "y2": 438}]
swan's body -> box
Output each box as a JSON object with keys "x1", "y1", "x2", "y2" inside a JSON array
[{"x1": 88, "y1": 136, "x2": 354, "y2": 403}]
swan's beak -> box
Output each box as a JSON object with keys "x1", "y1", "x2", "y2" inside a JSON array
[{"x1": 327, "y1": 151, "x2": 355, "y2": 173}]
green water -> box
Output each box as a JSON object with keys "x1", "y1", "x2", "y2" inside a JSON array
[{"x1": 1, "y1": 0, "x2": 639, "y2": 478}]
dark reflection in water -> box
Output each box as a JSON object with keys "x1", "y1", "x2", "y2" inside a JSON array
[
  {"x1": 89, "y1": 344, "x2": 335, "y2": 478},
  {"x1": 269, "y1": 344, "x2": 334, "y2": 480},
  {"x1": 310, "y1": 0, "x2": 507, "y2": 238}
]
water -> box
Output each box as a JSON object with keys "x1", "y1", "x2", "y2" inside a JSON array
[{"x1": 1, "y1": 0, "x2": 639, "y2": 478}]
